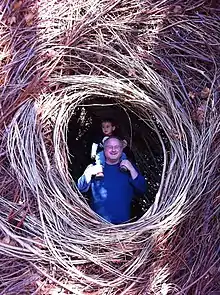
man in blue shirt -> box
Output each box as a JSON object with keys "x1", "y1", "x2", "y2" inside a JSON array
[{"x1": 77, "y1": 136, "x2": 146, "y2": 224}]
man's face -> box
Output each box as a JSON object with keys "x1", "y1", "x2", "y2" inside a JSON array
[
  {"x1": 104, "y1": 138, "x2": 123, "y2": 163},
  {"x1": 102, "y1": 122, "x2": 115, "y2": 136}
]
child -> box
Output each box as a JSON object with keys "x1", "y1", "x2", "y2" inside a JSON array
[{"x1": 91, "y1": 118, "x2": 127, "y2": 178}]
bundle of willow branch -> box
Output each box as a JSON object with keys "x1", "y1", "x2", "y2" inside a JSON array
[{"x1": 0, "y1": 0, "x2": 219, "y2": 294}]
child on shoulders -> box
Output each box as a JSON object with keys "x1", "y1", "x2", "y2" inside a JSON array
[{"x1": 91, "y1": 118, "x2": 127, "y2": 178}]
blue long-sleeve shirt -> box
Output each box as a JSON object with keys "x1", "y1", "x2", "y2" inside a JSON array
[{"x1": 77, "y1": 163, "x2": 146, "y2": 224}]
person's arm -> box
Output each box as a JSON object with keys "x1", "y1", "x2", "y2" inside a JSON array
[
  {"x1": 120, "y1": 160, "x2": 147, "y2": 194},
  {"x1": 77, "y1": 165, "x2": 102, "y2": 193},
  {"x1": 129, "y1": 173, "x2": 146, "y2": 194},
  {"x1": 77, "y1": 175, "x2": 90, "y2": 193}
]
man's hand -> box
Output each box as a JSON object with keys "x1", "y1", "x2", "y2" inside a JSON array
[
  {"x1": 120, "y1": 160, "x2": 138, "y2": 180},
  {"x1": 84, "y1": 164, "x2": 103, "y2": 183},
  {"x1": 120, "y1": 159, "x2": 134, "y2": 171}
]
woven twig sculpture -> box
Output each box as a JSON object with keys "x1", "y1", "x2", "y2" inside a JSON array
[{"x1": 0, "y1": 0, "x2": 219, "y2": 294}]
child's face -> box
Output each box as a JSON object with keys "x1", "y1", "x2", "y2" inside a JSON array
[{"x1": 102, "y1": 122, "x2": 115, "y2": 136}]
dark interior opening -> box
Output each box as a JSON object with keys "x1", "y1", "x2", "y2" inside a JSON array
[{"x1": 67, "y1": 96, "x2": 166, "y2": 220}]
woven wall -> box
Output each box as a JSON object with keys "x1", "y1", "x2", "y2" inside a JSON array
[{"x1": 0, "y1": 1, "x2": 219, "y2": 294}]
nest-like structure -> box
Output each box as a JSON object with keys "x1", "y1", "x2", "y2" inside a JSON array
[{"x1": 0, "y1": 0, "x2": 219, "y2": 294}]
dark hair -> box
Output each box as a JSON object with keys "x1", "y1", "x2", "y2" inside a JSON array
[{"x1": 101, "y1": 118, "x2": 116, "y2": 126}]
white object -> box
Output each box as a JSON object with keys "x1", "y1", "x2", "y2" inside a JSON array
[
  {"x1": 84, "y1": 164, "x2": 103, "y2": 183},
  {"x1": 91, "y1": 143, "x2": 98, "y2": 158}
]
